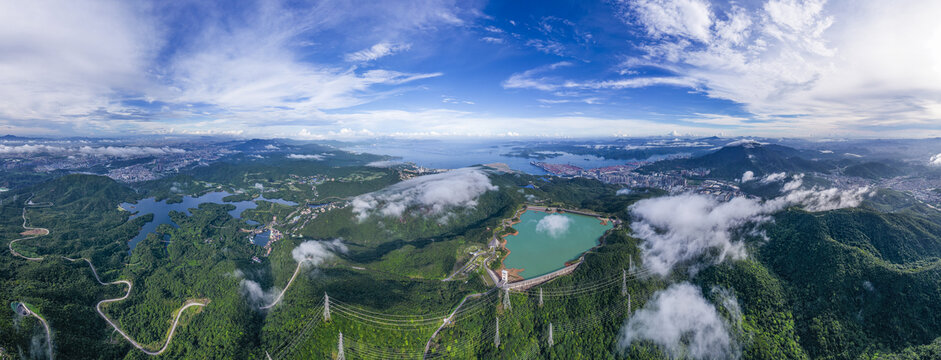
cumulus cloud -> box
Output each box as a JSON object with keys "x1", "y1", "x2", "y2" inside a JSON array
[
  {"x1": 781, "y1": 174, "x2": 804, "y2": 192},
  {"x1": 619, "y1": 282, "x2": 740, "y2": 359},
  {"x1": 930, "y1": 153, "x2": 941, "y2": 166},
  {"x1": 615, "y1": 0, "x2": 941, "y2": 134},
  {"x1": 264, "y1": 144, "x2": 279, "y2": 150},
  {"x1": 630, "y1": 194, "x2": 756, "y2": 276},
  {"x1": 351, "y1": 167, "x2": 497, "y2": 221},
  {"x1": 631, "y1": 176, "x2": 870, "y2": 276},
  {"x1": 739, "y1": 171, "x2": 755, "y2": 183},
  {"x1": 291, "y1": 239, "x2": 347, "y2": 265},
  {"x1": 759, "y1": 172, "x2": 786, "y2": 184},
  {"x1": 617, "y1": 188, "x2": 634, "y2": 195},
  {"x1": 287, "y1": 153, "x2": 325, "y2": 160},
  {"x1": 536, "y1": 214, "x2": 572, "y2": 238}
]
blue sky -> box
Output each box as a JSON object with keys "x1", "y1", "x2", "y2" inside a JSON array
[{"x1": 1, "y1": 0, "x2": 940, "y2": 138}]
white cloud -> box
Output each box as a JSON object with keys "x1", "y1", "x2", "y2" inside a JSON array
[
  {"x1": 759, "y1": 172, "x2": 786, "y2": 184},
  {"x1": 365, "y1": 160, "x2": 404, "y2": 168},
  {"x1": 630, "y1": 194, "x2": 755, "y2": 276},
  {"x1": 503, "y1": 61, "x2": 697, "y2": 92},
  {"x1": 616, "y1": 0, "x2": 941, "y2": 134},
  {"x1": 617, "y1": 188, "x2": 634, "y2": 195},
  {"x1": 0, "y1": 144, "x2": 66, "y2": 154},
  {"x1": 740, "y1": 171, "x2": 755, "y2": 183},
  {"x1": 724, "y1": 139, "x2": 765, "y2": 148},
  {"x1": 628, "y1": 0, "x2": 714, "y2": 42},
  {"x1": 344, "y1": 42, "x2": 411, "y2": 62},
  {"x1": 0, "y1": 144, "x2": 184, "y2": 158},
  {"x1": 0, "y1": 0, "x2": 463, "y2": 135},
  {"x1": 238, "y1": 239, "x2": 346, "y2": 308},
  {"x1": 619, "y1": 282, "x2": 740, "y2": 359},
  {"x1": 502, "y1": 62, "x2": 573, "y2": 91},
  {"x1": 630, "y1": 177, "x2": 870, "y2": 276},
  {"x1": 930, "y1": 153, "x2": 941, "y2": 166},
  {"x1": 291, "y1": 239, "x2": 347, "y2": 265},
  {"x1": 776, "y1": 185, "x2": 871, "y2": 212},
  {"x1": 480, "y1": 36, "x2": 505, "y2": 44},
  {"x1": 0, "y1": 0, "x2": 158, "y2": 130},
  {"x1": 287, "y1": 153, "x2": 326, "y2": 160},
  {"x1": 535, "y1": 214, "x2": 572, "y2": 238},
  {"x1": 781, "y1": 174, "x2": 804, "y2": 192},
  {"x1": 239, "y1": 279, "x2": 281, "y2": 308},
  {"x1": 526, "y1": 39, "x2": 567, "y2": 56},
  {"x1": 352, "y1": 167, "x2": 497, "y2": 221},
  {"x1": 264, "y1": 144, "x2": 279, "y2": 150}
]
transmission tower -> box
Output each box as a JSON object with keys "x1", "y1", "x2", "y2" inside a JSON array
[
  {"x1": 324, "y1": 293, "x2": 331, "y2": 322},
  {"x1": 628, "y1": 292, "x2": 632, "y2": 316},
  {"x1": 548, "y1": 323, "x2": 554, "y2": 347},
  {"x1": 336, "y1": 332, "x2": 345, "y2": 360},
  {"x1": 622, "y1": 269, "x2": 628, "y2": 297},
  {"x1": 495, "y1": 317, "x2": 501, "y2": 347},
  {"x1": 503, "y1": 288, "x2": 512, "y2": 311},
  {"x1": 538, "y1": 288, "x2": 544, "y2": 307}
]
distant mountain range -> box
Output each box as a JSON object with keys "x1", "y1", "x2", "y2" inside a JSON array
[{"x1": 641, "y1": 142, "x2": 833, "y2": 179}]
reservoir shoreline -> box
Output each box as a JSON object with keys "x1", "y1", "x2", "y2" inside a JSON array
[{"x1": 498, "y1": 205, "x2": 614, "y2": 281}]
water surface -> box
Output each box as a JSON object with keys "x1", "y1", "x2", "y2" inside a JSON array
[
  {"x1": 503, "y1": 210, "x2": 612, "y2": 278},
  {"x1": 342, "y1": 140, "x2": 627, "y2": 174},
  {"x1": 120, "y1": 192, "x2": 296, "y2": 250}
]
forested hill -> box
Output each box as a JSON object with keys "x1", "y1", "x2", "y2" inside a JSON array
[
  {"x1": 639, "y1": 143, "x2": 833, "y2": 179},
  {"x1": 755, "y1": 206, "x2": 941, "y2": 359}
]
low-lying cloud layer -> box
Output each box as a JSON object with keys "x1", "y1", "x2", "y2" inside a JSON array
[
  {"x1": 239, "y1": 240, "x2": 346, "y2": 308},
  {"x1": 631, "y1": 176, "x2": 870, "y2": 276},
  {"x1": 619, "y1": 282, "x2": 740, "y2": 359},
  {"x1": 351, "y1": 167, "x2": 497, "y2": 221},
  {"x1": 286, "y1": 153, "x2": 326, "y2": 160},
  {"x1": 291, "y1": 239, "x2": 347, "y2": 265},
  {"x1": 239, "y1": 278, "x2": 281, "y2": 307},
  {"x1": 366, "y1": 160, "x2": 404, "y2": 168},
  {"x1": 759, "y1": 172, "x2": 786, "y2": 184},
  {"x1": 535, "y1": 214, "x2": 572, "y2": 238},
  {"x1": 931, "y1": 153, "x2": 941, "y2": 166},
  {"x1": 0, "y1": 144, "x2": 185, "y2": 158}
]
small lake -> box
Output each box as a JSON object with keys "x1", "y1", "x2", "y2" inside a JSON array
[
  {"x1": 120, "y1": 192, "x2": 296, "y2": 250},
  {"x1": 503, "y1": 210, "x2": 613, "y2": 278}
]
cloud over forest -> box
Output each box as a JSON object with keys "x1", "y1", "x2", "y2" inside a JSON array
[{"x1": 351, "y1": 167, "x2": 497, "y2": 222}]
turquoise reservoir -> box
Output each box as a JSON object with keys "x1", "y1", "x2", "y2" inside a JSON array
[{"x1": 503, "y1": 210, "x2": 612, "y2": 278}]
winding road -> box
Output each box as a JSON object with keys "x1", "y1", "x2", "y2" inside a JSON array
[
  {"x1": 7, "y1": 197, "x2": 209, "y2": 356},
  {"x1": 260, "y1": 259, "x2": 306, "y2": 310},
  {"x1": 13, "y1": 302, "x2": 54, "y2": 360}
]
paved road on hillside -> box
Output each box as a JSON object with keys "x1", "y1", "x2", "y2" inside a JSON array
[{"x1": 7, "y1": 197, "x2": 208, "y2": 356}]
